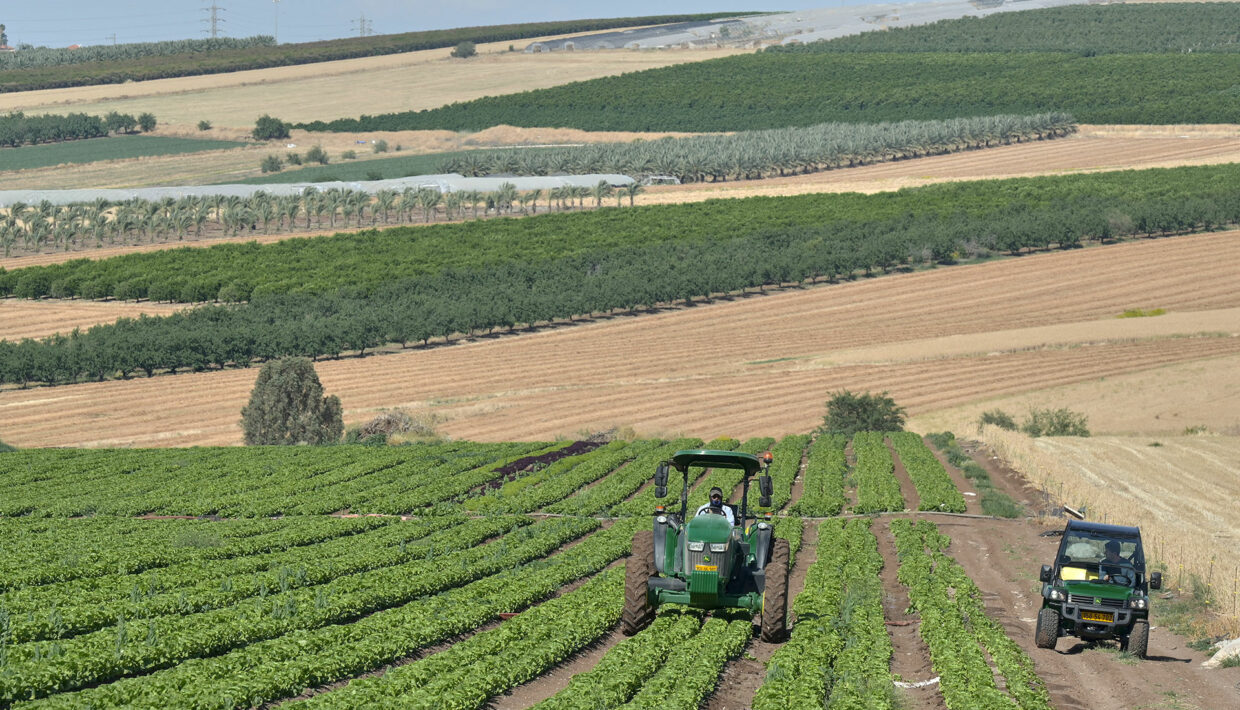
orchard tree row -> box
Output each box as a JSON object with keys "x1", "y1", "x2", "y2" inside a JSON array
[
  {"x1": 0, "y1": 110, "x2": 156, "y2": 148},
  {"x1": 440, "y1": 113, "x2": 1076, "y2": 183},
  {"x1": 2, "y1": 168, "x2": 1238, "y2": 386},
  {"x1": 298, "y1": 51, "x2": 1240, "y2": 133},
  {"x1": 4, "y1": 162, "x2": 1235, "y2": 305},
  {"x1": 0, "y1": 182, "x2": 627, "y2": 259}
]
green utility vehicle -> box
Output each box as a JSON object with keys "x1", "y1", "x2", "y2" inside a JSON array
[
  {"x1": 621, "y1": 449, "x2": 790, "y2": 642},
  {"x1": 1035, "y1": 520, "x2": 1161, "y2": 658}
]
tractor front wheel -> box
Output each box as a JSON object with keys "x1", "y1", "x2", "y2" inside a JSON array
[
  {"x1": 760, "y1": 537, "x2": 790, "y2": 642},
  {"x1": 1035, "y1": 607, "x2": 1059, "y2": 649},
  {"x1": 621, "y1": 529, "x2": 656, "y2": 635}
]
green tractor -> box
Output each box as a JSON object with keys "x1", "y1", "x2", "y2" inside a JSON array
[
  {"x1": 621, "y1": 449, "x2": 790, "y2": 642},
  {"x1": 1035, "y1": 520, "x2": 1161, "y2": 658}
]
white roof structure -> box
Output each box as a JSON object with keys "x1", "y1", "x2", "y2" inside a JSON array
[
  {"x1": 526, "y1": 0, "x2": 1097, "y2": 50},
  {"x1": 0, "y1": 174, "x2": 635, "y2": 208}
]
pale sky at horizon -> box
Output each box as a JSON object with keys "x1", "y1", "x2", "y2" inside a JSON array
[{"x1": 3, "y1": 1, "x2": 879, "y2": 48}]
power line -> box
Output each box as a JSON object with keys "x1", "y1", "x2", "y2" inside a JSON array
[{"x1": 202, "y1": 3, "x2": 226, "y2": 39}]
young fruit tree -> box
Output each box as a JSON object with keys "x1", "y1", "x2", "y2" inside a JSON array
[
  {"x1": 240, "y1": 357, "x2": 343, "y2": 445},
  {"x1": 819, "y1": 390, "x2": 906, "y2": 437}
]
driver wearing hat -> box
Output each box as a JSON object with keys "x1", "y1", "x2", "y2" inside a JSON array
[{"x1": 694, "y1": 486, "x2": 735, "y2": 525}]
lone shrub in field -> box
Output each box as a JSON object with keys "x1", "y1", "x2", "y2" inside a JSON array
[
  {"x1": 197, "y1": 119, "x2": 212, "y2": 131},
  {"x1": 240, "y1": 357, "x2": 343, "y2": 445},
  {"x1": 1021, "y1": 407, "x2": 1090, "y2": 437},
  {"x1": 260, "y1": 154, "x2": 284, "y2": 173},
  {"x1": 305, "y1": 145, "x2": 329, "y2": 164},
  {"x1": 977, "y1": 408, "x2": 1017, "y2": 433},
  {"x1": 819, "y1": 390, "x2": 906, "y2": 437},
  {"x1": 451, "y1": 41, "x2": 476, "y2": 58},
  {"x1": 137, "y1": 112, "x2": 157, "y2": 132},
  {"x1": 252, "y1": 114, "x2": 291, "y2": 141}
]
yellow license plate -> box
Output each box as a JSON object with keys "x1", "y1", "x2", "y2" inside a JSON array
[
  {"x1": 694, "y1": 564, "x2": 718, "y2": 572},
  {"x1": 1081, "y1": 610, "x2": 1114, "y2": 623}
]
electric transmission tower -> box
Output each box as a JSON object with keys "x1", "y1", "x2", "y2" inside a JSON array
[
  {"x1": 352, "y1": 13, "x2": 373, "y2": 38},
  {"x1": 202, "y1": 3, "x2": 226, "y2": 39}
]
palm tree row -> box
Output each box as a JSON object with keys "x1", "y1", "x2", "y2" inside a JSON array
[
  {"x1": 440, "y1": 113, "x2": 1076, "y2": 183},
  {"x1": 0, "y1": 182, "x2": 643, "y2": 258}
]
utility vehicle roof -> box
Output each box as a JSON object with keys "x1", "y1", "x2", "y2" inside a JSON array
[
  {"x1": 1065, "y1": 520, "x2": 1142, "y2": 538},
  {"x1": 670, "y1": 449, "x2": 762, "y2": 475}
]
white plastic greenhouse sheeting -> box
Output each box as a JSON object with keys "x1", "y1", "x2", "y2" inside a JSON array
[
  {"x1": 0, "y1": 174, "x2": 635, "y2": 208},
  {"x1": 528, "y1": 0, "x2": 1096, "y2": 49}
]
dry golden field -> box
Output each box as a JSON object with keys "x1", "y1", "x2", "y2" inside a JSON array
[
  {"x1": 2, "y1": 230, "x2": 1237, "y2": 448},
  {"x1": 4, "y1": 40, "x2": 746, "y2": 132},
  {"x1": 983, "y1": 429, "x2": 1240, "y2": 626},
  {"x1": 0, "y1": 299, "x2": 183, "y2": 341}
]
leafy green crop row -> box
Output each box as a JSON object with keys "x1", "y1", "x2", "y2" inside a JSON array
[
  {"x1": 532, "y1": 613, "x2": 703, "y2": 710},
  {"x1": 609, "y1": 437, "x2": 735, "y2": 517},
  {"x1": 790, "y1": 434, "x2": 847, "y2": 517},
  {"x1": 546, "y1": 439, "x2": 701, "y2": 517},
  {"x1": 0, "y1": 442, "x2": 546, "y2": 518},
  {"x1": 892, "y1": 520, "x2": 1051, "y2": 710},
  {"x1": 467, "y1": 440, "x2": 656, "y2": 514},
  {"x1": 0, "y1": 516, "x2": 387, "y2": 591},
  {"x1": 621, "y1": 615, "x2": 753, "y2": 709},
  {"x1": 851, "y1": 433, "x2": 904, "y2": 514},
  {"x1": 753, "y1": 518, "x2": 894, "y2": 709},
  {"x1": 1, "y1": 517, "x2": 597, "y2": 703},
  {"x1": 5, "y1": 516, "x2": 526, "y2": 645},
  {"x1": 294, "y1": 566, "x2": 627, "y2": 708},
  {"x1": 755, "y1": 435, "x2": 809, "y2": 513},
  {"x1": 18, "y1": 518, "x2": 644, "y2": 708},
  {"x1": 890, "y1": 432, "x2": 967, "y2": 513}
]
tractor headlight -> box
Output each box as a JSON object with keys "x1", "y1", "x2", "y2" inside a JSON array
[
  {"x1": 1048, "y1": 588, "x2": 1066, "y2": 601},
  {"x1": 709, "y1": 543, "x2": 728, "y2": 553},
  {"x1": 756, "y1": 522, "x2": 770, "y2": 531},
  {"x1": 656, "y1": 515, "x2": 667, "y2": 524},
  {"x1": 687, "y1": 541, "x2": 705, "y2": 552},
  {"x1": 1128, "y1": 597, "x2": 1147, "y2": 610}
]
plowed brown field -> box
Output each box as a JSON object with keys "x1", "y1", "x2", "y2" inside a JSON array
[
  {"x1": 0, "y1": 299, "x2": 183, "y2": 340},
  {"x1": 3, "y1": 230, "x2": 1237, "y2": 448}
]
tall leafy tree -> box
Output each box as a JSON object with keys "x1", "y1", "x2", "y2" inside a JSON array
[{"x1": 239, "y1": 357, "x2": 343, "y2": 445}]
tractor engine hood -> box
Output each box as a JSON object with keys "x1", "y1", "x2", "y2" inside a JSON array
[{"x1": 685, "y1": 513, "x2": 732, "y2": 543}]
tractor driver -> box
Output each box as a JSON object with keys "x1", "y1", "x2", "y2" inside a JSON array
[
  {"x1": 1100, "y1": 540, "x2": 1135, "y2": 584},
  {"x1": 695, "y1": 487, "x2": 736, "y2": 525}
]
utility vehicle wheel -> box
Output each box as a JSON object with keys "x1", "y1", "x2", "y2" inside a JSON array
[
  {"x1": 760, "y1": 538, "x2": 790, "y2": 642},
  {"x1": 1127, "y1": 620, "x2": 1149, "y2": 659},
  {"x1": 621, "y1": 529, "x2": 656, "y2": 635},
  {"x1": 1035, "y1": 607, "x2": 1059, "y2": 649}
]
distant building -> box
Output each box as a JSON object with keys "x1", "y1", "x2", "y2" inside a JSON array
[{"x1": 0, "y1": 45, "x2": 16, "y2": 53}]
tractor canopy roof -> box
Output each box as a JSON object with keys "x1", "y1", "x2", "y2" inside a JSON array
[{"x1": 670, "y1": 449, "x2": 763, "y2": 476}]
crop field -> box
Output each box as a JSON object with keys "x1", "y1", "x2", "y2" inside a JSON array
[
  {"x1": 0, "y1": 136, "x2": 249, "y2": 172},
  {"x1": 0, "y1": 435, "x2": 1235, "y2": 709},
  {"x1": 0, "y1": 299, "x2": 182, "y2": 341},
  {"x1": 2, "y1": 230, "x2": 1237, "y2": 449}
]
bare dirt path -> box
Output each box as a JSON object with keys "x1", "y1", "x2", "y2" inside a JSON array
[
  {"x1": 938, "y1": 515, "x2": 1240, "y2": 710},
  {"x1": 3, "y1": 232, "x2": 1239, "y2": 448},
  {"x1": 875, "y1": 516, "x2": 945, "y2": 709}
]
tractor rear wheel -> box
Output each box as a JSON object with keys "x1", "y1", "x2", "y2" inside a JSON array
[
  {"x1": 760, "y1": 537, "x2": 790, "y2": 642},
  {"x1": 1035, "y1": 607, "x2": 1059, "y2": 649},
  {"x1": 621, "y1": 529, "x2": 656, "y2": 636}
]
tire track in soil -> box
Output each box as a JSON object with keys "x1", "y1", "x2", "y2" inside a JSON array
[
  {"x1": 703, "y1": 519, "x2": 822, "y2": 710},
  {"x1": 875, "y1": 516, "x2": 945, "y2": 710},
  {"x1": 886, "y1": 437, "x2": 920, "y2": 513}
]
